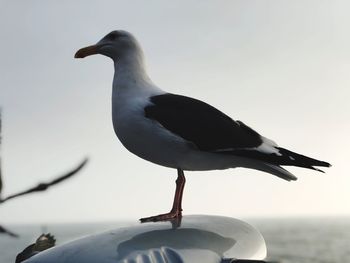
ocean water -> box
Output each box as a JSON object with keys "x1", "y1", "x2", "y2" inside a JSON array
[
  {"x1": 251, "y1": 218, "x2": 350, "y2": 263},
  {"x1": 0, "y1": 218, "x2": 349, "y2": 263}
]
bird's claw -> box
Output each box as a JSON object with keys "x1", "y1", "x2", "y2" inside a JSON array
[{"x1": 140, "y1": 210, "x2": 182, "y2": 224}]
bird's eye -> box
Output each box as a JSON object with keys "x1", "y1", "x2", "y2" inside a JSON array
[{"x1": 106, "y1": 33, "x2": 118, "y2": 41}]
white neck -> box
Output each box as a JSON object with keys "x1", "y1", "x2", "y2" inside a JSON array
[
  {"x1": 111, "y1": 50, "x2": 163, "y2": 131},
  {"x1": 113, "y1": 51, "x2": 153, "y2": 92}
]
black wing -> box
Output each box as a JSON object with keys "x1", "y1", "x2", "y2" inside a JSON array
[{"x1": 144, "y1": 94, "x2": 262, "y2": 151}]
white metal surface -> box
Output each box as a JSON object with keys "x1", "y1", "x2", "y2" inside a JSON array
[{"x1": 25, "y1": 215, "x2": 266, "y2": 263}]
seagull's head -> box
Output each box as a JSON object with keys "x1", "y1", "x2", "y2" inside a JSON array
[{"x1": 75, "y1": 30, "x2": 141, "y2": 61}]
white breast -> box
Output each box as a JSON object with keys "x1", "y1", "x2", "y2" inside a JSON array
[{"x1": 112, "y1": 86, "x2": 193, "y2": 169}]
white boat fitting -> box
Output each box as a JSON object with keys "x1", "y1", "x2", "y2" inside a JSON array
[{"x1": 25, "y1": 215, "x2": 267, "y2": 263}]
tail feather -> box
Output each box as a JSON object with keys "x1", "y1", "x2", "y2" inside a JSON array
[
  {"x1": 259, "y1": 162, "x2": 298, "y2": 181},
  {"x1": 241, "y1": 160, "x2": 297, "y2": 181}
]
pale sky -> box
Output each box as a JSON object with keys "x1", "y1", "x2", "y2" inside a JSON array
[{"x1": 0, "y1": 0, "x2": 349, "y2": 223}]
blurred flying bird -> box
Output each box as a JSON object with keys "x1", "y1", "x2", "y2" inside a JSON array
[
  {"x1": 0, "y1": 108, "x2": 88, "y2": 237},
  {"x1": 75, "y1": 30, "x2": 330, "y2": 222},
  {"x1": 0, "y1": 158, "x2": 88, "y2": 204}
]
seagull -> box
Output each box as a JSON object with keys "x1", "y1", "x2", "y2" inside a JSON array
[{"x1": 75, "y1": 30, "x2": 331, "y2": 222}]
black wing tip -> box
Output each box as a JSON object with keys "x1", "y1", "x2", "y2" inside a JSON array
[
  {"x1": 314, "y1": 160, "x2": 331, "y2": 168},
  {"x1": 277, "y1": 147, "x2": 332, "y2": 170},
  {"x1": 314, "y1": 161, "x2": 331, "y2": 170},
  {"x1": 325, "y1": 162, "x2": 332, "y2": 168},
  {"x1": 312, "y1": 167, "x2": 325, "y2": 173},
  {"x1": 311, "y1": 161, "x2": 332, "y2": 173}
]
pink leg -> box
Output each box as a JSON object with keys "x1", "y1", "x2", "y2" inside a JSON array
[{"x1": 140, "y1": 169, "x2": 186, "y2": 223}]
